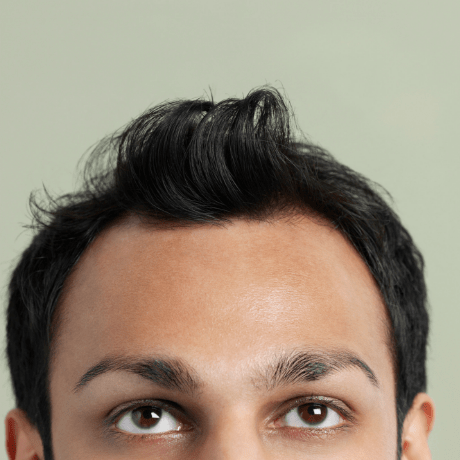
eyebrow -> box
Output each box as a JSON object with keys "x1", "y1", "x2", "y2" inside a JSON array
[
  {"x1": 73, "y1": 355, "x2": 201, "y2": 395},
  {"x1": 253, "y1": 349, "x2": 379, "y2": 390},
  {"x1": 72, "y1": 348, "x2": 379, "y2": 395}
]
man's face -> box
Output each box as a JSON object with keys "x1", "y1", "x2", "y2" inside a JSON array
[{"x1": 48, "y1": 215, "x2": 398, "y2": 459}]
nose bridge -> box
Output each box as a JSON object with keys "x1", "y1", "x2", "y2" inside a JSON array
[{"x1": 197, "y1": 408, "x2": 267, "y2": 460}]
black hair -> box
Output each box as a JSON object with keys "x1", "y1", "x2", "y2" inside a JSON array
[{"x1": 4, "y1": 86, "x2": 428, "y2": 460}]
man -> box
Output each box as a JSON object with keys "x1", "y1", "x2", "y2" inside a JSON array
[{"x1": 4, "y1": 87, "x2": 434, "y2": 459}]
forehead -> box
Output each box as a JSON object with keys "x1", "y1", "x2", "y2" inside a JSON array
[{"x1": 52, "y1": 215, "x2": 391, "y2": 387}]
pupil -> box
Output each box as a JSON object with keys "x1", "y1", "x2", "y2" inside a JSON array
[
  {"x1": 298, "y1": 404, "x2": 327, "y2": 425},
  {"x1": 132, "y1": 406, "x2": 162, "y2": 428}
]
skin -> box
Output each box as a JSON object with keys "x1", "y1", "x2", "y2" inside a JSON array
[{"x1": 5, "y1": 214, "x2": 435, "y2": 459}]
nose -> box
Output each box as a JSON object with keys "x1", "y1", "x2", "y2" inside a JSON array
[{"x1": 197, "y1": 412, "x2": 267, "y2": 460}]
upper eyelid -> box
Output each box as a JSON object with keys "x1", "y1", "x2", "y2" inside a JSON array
[
  {"x1": 105, "y1": 399, "x2": 186, "y2": 432},
  {"x1": 276, "y1": 396, "x2": 354, "y2": 423}
]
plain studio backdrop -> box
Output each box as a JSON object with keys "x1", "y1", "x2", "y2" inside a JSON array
[{"x1": 1, "y1": 1, "x2": 459, "y2": 458}]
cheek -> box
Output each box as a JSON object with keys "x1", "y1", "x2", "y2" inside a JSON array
[{"x1": 354, "y1": 408, "x2": 398, "y2": 459}]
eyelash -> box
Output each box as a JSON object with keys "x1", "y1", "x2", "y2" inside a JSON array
[
  {"x1": 274, "y1": 396, "x2": 355, "y2": 440},
  {"x1": 104, "y1": 399, "x2": 184, "y2": 444},
  {"x1": 106, "y1": 395, "x2": 355, "y2": 444}
]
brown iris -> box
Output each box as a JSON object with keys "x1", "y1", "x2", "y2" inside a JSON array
[
  {"x1": 297, "y1": 404, "x2": 328, "y2": 425},
  {"x1": 131, "y1": 406, "x2": 162, "y2": 429}
]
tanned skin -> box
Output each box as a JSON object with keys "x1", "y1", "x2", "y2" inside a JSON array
[{"x1": 5, "y1": 214, "x2": 435, "y2": 459}]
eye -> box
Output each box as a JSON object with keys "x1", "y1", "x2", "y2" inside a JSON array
[
  {"x1": 116, "y1": 405, "x2": 181, "y2": 435},
  {"x1": 281, "y1": 403, "x2": 343, "y2": 429}
]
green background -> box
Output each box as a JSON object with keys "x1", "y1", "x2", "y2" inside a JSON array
[{"x1": 1, "y1": 1, "x2": 459, "y2": 458}]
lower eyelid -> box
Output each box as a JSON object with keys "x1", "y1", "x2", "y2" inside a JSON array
[
  {"x1": 279, "y1": 423, "x2": 352, "y2": 443},
  {"x1": 111, "y1": 429, "x2": 185, "y2": 446}
]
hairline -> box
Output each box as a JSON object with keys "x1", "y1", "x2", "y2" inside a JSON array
[{"x1": 48, "y1": 208, "x2": 397, "y2": 391}]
